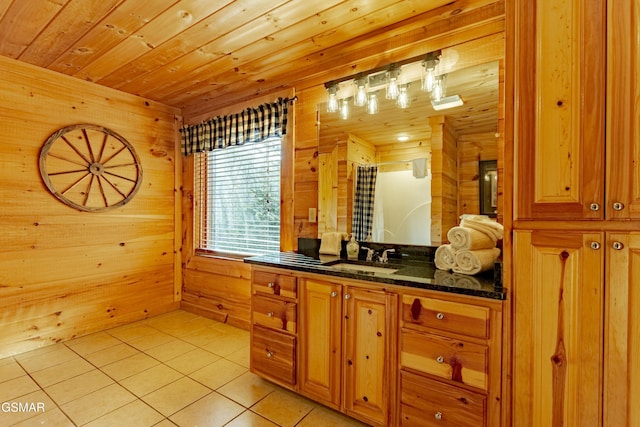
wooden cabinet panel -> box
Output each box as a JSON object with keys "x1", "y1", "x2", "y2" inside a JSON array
[
  {"x1": 252, "y1": 270, "x2": 297, "y2": 299},
  {"x1": 513, "y1": 230, "x2": 604, "y2": 427},
  {"x1": 515, "y1": 0, "x2": 606, "y2": 220},
  {"x1": 251, "y1": 324, "x2": 296, "y2": 387},
  {"x1": 606, "y1": 0, "x2": 640, "y2": 220},
  {"x1": 343, "y1": 287, "x2": 397, "y2": 426},
  {"x1": 400, "y1": 370, "x2": 486, "y2": 427},
  {"x1": 252, "y1": 295, "x2": 297, "y2": 333},
  {"x1": 401, "y1": 295, "x2": 489, "y2": 339},
  {"x1": 401, "y1": 329, "x2": 488, "y2": 391},
  {"x1": 299, "y1": 279, "x2": 342, "y2": 407},
  {"x1": 604, "y1": 232, "x2": 640, "y2": 426}
]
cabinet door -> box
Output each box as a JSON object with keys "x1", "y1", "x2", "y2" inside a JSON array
[
  {"x1": 343, "y1": 286, "x2": 397, "y2": 426},
  {"x1": 513, "y1": 230, "x2": 604, "y2": 427},
  {"x1": 515, "y1": 0, "x2": 606, "y2": 220},
  {"x1": 604, "y1": 233, "x2": 640, "y2": 426},
  {"x1": 299, "y1": 279, "x2": 342, "y2": 407},
  {"x1": 606, "y1": 1, "x2": 640, "y2": 219}
]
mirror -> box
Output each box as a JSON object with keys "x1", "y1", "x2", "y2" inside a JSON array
[{"x1": 317, "y1": 50, "x2": 502, "y2": 245}]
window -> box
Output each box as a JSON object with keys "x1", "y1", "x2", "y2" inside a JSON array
[{"x1": 195, "y1": 137, "x2": 281, "y2": 256}]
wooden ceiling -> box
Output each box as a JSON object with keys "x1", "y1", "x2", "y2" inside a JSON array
[{"x1": 0, "y1": 0, "x2": 504, "y2": 119}]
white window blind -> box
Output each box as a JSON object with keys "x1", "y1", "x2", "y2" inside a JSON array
[{"x1": 195, "y1": 138, "x2": 281, "y2": 255}]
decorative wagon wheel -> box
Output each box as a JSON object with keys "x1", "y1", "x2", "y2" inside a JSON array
[{"x1": 39, "y1": 124, "x2": 142, "y2": 212}]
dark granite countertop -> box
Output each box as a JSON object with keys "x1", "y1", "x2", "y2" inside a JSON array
[{"x1": 244, "y1": 251, "x2": 507, "y2": 300}]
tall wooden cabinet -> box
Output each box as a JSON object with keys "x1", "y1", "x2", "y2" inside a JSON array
[
  {"x1": 298, "y1": 278, "x2": 397, "y2": 427},
  {"x1": 512, "y1": 0, "x2": 640, "y2": 425}
]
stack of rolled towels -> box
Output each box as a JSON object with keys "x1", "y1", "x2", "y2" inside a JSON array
[{"x1": 435, "y1": 215, "x2": 503, "y2": 275}]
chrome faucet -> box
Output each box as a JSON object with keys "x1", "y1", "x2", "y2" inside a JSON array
[
  {"x1": 380, "y1": 248, "x2": 395, "y2": 263},
  {"x1": 362, "y1": 247, "x2": 376, "y2": 262}
]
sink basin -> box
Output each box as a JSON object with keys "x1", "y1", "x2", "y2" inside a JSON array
[{"x1": 328, "y1": 263, "x2": 398, "y2": 275}]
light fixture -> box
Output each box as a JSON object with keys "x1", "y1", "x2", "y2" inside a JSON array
[
  {"x1": 431, "y1": 94, "x2": 464, "y2": 110},
  {"x1": 339, "y1": 98, "x2": 350, "y2": 120},
  {"x1": 431, "y1": 74, "x2": 447, "y2": 102},
  {"x1": 397, "y1": 135, "x2": 409, "y2": 142},
  {"x1": 367, "y1": 92, "x2": 379, "y2": 114},
  {"x1": 421, "y1": 50, "x2": 441, "y2": 92},
  {"x1": 354, "y1": 75, "x2": 368, "y2": 107},
  {"x1": 325, "y1": 82, "x2": 340, "y2": 113},
  {"x1": 386, "y1": 65, "x2": 401, "y2": 100},
  {"x1": 397, "y1": 84, "x2": 411, "y2": 109}
]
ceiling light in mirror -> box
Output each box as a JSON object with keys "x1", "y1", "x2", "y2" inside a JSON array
[{"x1": 431, "y1": 94, "x2": 464, "y2": 111}]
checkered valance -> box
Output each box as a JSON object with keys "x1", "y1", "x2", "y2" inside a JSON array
[{"x1": 180, "y1": 97, "x2": 291, "y2": 156}]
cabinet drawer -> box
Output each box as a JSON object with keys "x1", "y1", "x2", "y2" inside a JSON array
[
  {"x1": 400, "y1": 371, "x2": 486, "y2": 427},
  {"x1": 253, "y1": 270, "x2": 297, "y2": 299},
  {"x1": 401, "y1": 295, "x2": 489, "y2": 339},
  {"x1": 251, "y1": 325, "x2": 296, "y2": 386},
  {"x1": 401, "y1": 329, "x2": 488, "y2": 391},
  {"x1": 253, "y1": 295, "x2": 297, "y2": 333}
]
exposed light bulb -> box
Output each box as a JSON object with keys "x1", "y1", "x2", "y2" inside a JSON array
[
  {"x1": 431, "y1": 74, "x2": 447, "y2": 102},
  {"x1": 386, "y1": 66, "x2": 401, "y2": 100},
  {"x1": 354, "y1": 76, "x2": 368, "y2": 107},
  {"x1": 422, "y1": 50, "x2": 441, "y2": 93},
  {"x1": 367, "y1": 92, "x2": 378, "y2": 114},
  {"x1": 397, "y1": 85, "x2": 410, "y2": 109},
  {"x1": 325, "y1": 83, "x2": 340, "y2": 112},
  {"x1": 340, "y1": 98, "x2": 350, "y2": 120}
]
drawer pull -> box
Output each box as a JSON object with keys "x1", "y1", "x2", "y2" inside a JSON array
[
  {"x1": 344, "y1": 294, "x2": 351, "y2": 300},
  {"x1": 266, "y1": 350, "x2": 273, "y2": 358},
  {"x1": 589, "y1": 203, "x2": 600, "y2": 211},
  {"x1": 436, "y1": 356, "x2": 444, "y2": 364},
  {"x1": 436, "y1": 312, "x2": 445, "y2": 320},
  {"x1": 435, "y1": 411, "x2": 443, "y2": 421},
  {"x1": 267, "y1": 311, "x2": 274, "y2": 317},
  {"x1": 613, "y1": 241, "x2": 624, "y2": 250},
  {"x1": 590, "y1": 241, "x2": 601, "y2": 250},
  {"x1": 267, "y1": 282, "x2": 275, "y2": 288},
  {"x1": 613, "y1": 202, "x2": 625, "y2": 211},
  {"x1": 331, "y1": 291, "x2": 338, "y2": 297}
]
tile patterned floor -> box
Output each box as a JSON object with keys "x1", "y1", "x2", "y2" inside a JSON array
[{"x1": 0, "y1": 310, "x2": 368, "y2": 427}]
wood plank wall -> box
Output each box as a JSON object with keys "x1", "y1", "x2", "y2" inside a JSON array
[
  {"x1": 458, "y1": 132, "x2": 499, "y2": 216},
  {"x1": 0, "y1": 55, "x2": 180, "y2": 357}
]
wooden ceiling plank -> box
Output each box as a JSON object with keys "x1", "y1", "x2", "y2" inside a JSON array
[
  {"x1": 19, "y1": 0, "x2": 123, "y2": 68},
  {"x1": 46, "y1": 0, "x2": 181, "y2": 75},
  {"x1": 72, "y1": 0, "x2": 237, "y2": 83},
  {"x1": 111, "y1": 0, "x2": 365, "y2": 97},
  {"x1": 178, "y1": 2, "x2": 503, "y2": 116},
  {"x1": 0, "y1": 0, "x2": 71, "y2": 59}
]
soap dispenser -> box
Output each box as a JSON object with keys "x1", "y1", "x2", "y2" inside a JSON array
[{"x1": 346, "y1": 235, "x2": 360, "y2": 260}]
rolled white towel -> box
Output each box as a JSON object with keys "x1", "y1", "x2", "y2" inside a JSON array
[
  {"x1": 453, "y1": 248, "x2": 501, "y2": 275},
  {"x1": 433, "y1": 269, "x2": 457, "y2": 287},
  {"x1": 319, "y1": 232, "x2": 342, "y2": 255},
  {"x1": 460, "y1": 217, "x2": 504, "y2": 243},
  {"x1": 447, "y1": 226, "x2": 496, "y2": 250},
  {"x1": 435, "y1": 244, "x2": 457, "y2": 271},
  {"x1": 451, "y1": 273, "x2": 482, "y2": 289}
]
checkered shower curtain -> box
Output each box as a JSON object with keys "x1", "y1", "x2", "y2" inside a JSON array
[{"x1": 352, "y1": 165, "x2": 378, "y2": 241}]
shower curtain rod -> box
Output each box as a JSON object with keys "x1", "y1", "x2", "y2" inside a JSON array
[{"x1": 357, "y1": 156, "x2": 430, "y2": 168}]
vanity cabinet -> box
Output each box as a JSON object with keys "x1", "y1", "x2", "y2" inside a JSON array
[
  {"x1": 398, "y1": 292, "x2": 503, "y2": 427},
  {"x1": 250, "y1": 268, "x2": 298, "y2": 389},
  {"x1": 514, "y1": 0, "x2": 640, "y2": 221},
  {"x1": 299, "y1": 278, "x2": 398, "y2": 427}
]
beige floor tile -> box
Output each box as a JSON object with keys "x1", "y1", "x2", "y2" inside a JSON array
[
  {"x1": 107, "y1": 324, "x2": 162, "y2": 343},
  {"x1": 82, "y1": 342, "x2": 140, "y2": 367},
  {"x1": 169, "y1": 392, "x2": 244, "y2": 427},
  {"x1": 142, "y1": 376, "x2": 211, "y2": 417},
  {"x1": 64, "y1": 331, "x2": 122, "y2": 356},
  {"x1": 225, "y1": 345, "x2": 250, "y2": 368},
  {"x1": 179, "y1": 326, "x2": 227, "y2": 347},
  {"x1": 251, "y1": 389, "x2": 316, "y2": 427},
  {"x1": 101, "y1": 352, "x2": 160, "y2": 381},
  {"x1": 83, "y1": 399, "x2": 165, "y2": 427},
  {"x1": 10, "y1": 406, "x2": 74, "y2": 427},
  {"x1": 295, "y1": 406, "x2": 370, "y2": 427},
  {"x1": 152, "y1": 419, "x2": 178, "y2": 427},
  {"x1": 202, "y1": 332, "x2": 250, "y2": 357},
  {"x1": 217, "y1": 371, "x2": 277, "y2": 407},
  {"x1": 225, "y1": 410, "x2": 280, "y2": 427},
  {"x1": 61, "y1": 383, "x2": 136, "y2": 426},
  {"x1": 0, "y1": 358, "x2": 26, "y2": 382},
  {"x1": 0, "y1": 375, "x2": 40, "y2": 402},
  {"x1": 0, "y1": 390, "x2": 58, "y2": 426},
  {"x1": 128, "y1": 330, "x2": 176, "y2": 351},
  {"x1": 45, "y1": 369, "x2": 113, "y2": 405},
  {"x1": 189, "y1": 358, "x2": 247, "y2": 390},
  {"x1": 143, "y1": 339, "x2": 197, "y2": 362},
  {"x1": 15, "y1": 344, "x2": 80, "y2": 373},
  {"x1": 30, "y1": 356, "x2": 94, "y2": 388},
  {"x1": 164, "y1": 348, "x2": 220, "y2": 374},
  {"x1": 120, "y1": 364, "x2": 184, "y2": 397},
  {"x1": 207, "y1": 321, "x2": 246, "y2": 335}
]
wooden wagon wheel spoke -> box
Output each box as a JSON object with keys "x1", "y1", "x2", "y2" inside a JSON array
[{"x1": 39, "y1": 124, "x2": 142, "y2": 212}]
